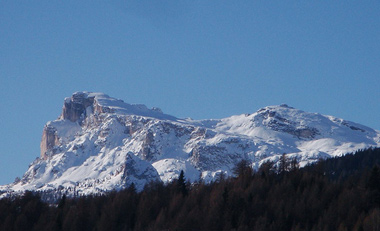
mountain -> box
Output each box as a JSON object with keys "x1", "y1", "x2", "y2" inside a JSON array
[{"x1": 1, "y1": 92, "x2": 379, "y2": 197}]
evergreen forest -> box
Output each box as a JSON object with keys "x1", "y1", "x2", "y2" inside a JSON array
[{"x1": 1, "y1": 148, "x2": 380, "y2": 231}]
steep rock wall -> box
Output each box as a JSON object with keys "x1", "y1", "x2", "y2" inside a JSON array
[{"x1": 40, "y1": 125, "x2": 60, "y2": 160}]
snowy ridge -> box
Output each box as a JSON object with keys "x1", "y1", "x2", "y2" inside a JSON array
[{"x1": 1, "y1": 92, "x2": 379, "y2": 197}]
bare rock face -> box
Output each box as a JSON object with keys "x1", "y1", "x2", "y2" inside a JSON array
[
  {"x1": 141, "y1": 131, "x2": 155, "y2": 161},
  {"x1": 257, "y1": 107, "x2": 320, "y2": 139},
  {"x1": 41, "y1": 92, "x2": 96, "y2": 160},
  {"x1": 40, "y1": 125, "x2": 60, "y2": 160},
  {"x1": 61, "y1": 92, "x2": 95, "y2": 122}
]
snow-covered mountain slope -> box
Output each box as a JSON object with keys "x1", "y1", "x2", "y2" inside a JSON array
[{"x1": 1, "y1": 92, "x2": 379, "y2": 197}]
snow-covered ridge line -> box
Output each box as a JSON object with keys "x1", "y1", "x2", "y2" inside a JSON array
[
  {"x1": 1, "y1": 91, "x2": 379, "y2": 197},
  {"x1": 61, "y1": 91, "x2": 177, "y2": 122}
]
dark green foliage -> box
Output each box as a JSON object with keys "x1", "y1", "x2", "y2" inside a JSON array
[
  {"x1": 176, "y1": 170, "x2": 188, "y2": 196},
  {"x1": 367, "y1": 165, "x2": 380, "y2": 191},
  {"x1": 1, "y1": 148, "x2": 380, "y2": 231}
]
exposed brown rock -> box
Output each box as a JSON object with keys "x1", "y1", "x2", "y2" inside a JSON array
[
  {"x1": 61, "y1": 92, "x2": 95, "y2": 122},
  {"x1": 141, "y1": 131, "x2": 155, "y2": 160},
  {"x1": 40, "y1": 125, "x2": 60, "y2": 160}
]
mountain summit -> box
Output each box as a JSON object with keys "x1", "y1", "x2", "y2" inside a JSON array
[{"x1": 2, "y1": 92, "x2": 379, "y2": 197}]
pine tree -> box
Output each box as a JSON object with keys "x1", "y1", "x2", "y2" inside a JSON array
[
  {"x1": 177, "y1": 170, "x2": 187, "y2": 196},
  {"x1": 367, "y1": 165, "x2": 380, "y2": 191},
  {"x1": 233, "y1": 159, "x2": 252, "y2": 177},
  {"x1": 58, "y1": 195, "x2": 66, "y2": 209},
  {"x1": 278, "y1": 153, "x2": 290, "y2": 174}
]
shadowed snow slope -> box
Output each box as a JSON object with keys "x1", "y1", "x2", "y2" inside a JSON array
[{"x1": 1, "y1": 93, "x2": 379, "y2": 197}]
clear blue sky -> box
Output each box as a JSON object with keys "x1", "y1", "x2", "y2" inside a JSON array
[{"x1": 1, "y1": 1, "x2": 379, "y2": 185}]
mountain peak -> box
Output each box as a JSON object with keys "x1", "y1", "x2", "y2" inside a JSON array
[
  {"x1": 60, "y1": 91, "x2": 96, "y2": 122},
  {"x1": 60, "y1": 91, "x2": 176, "y2": 123},
  {"x1": 279, "y1": 103, "x2": 292, "y2": 108},
  {"x1": 2, "y1": 92, "x2": 379, "y2": 198}
]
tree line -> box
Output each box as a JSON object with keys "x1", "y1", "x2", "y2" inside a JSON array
[{"x1": 0, "y1": 148, "x2": 380, "y2": 231}]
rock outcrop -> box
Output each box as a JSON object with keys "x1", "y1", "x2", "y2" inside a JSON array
[
  {"x1": 60, "y1": 92, "x2": 95, "y2": 122},
  {"x1": 40, "y1": 125, "x2": 60, "y2": 160}
]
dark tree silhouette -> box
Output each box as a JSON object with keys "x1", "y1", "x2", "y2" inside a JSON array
[
  {"x1": 0, "y1": 148, "x2": 379, "y2": 231},
  {"x1": 177, "y1": 170, "x2": 188, "y2": 196}
]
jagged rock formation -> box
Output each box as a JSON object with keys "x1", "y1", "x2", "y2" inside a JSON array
[
  {"x1": 40, "y1": 125, "x2": 60, "y2": 160},
  {"x1": 1, "y1": 92, "x2": 379, "y2": 197},
  {"x1": 61, "y1": 92, "x2": 95, "y2": 122}
]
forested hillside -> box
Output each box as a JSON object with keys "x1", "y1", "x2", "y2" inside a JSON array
[{"x1": 1, "y1": 148, "x2": 380, "y2": 231}]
